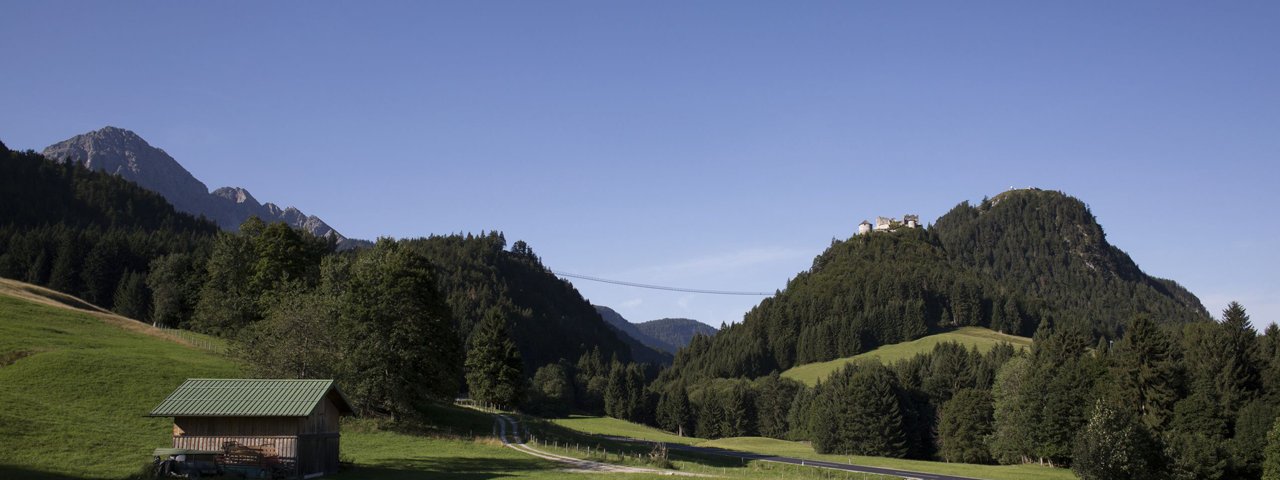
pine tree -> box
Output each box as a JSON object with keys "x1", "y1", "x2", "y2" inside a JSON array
[
  {"x1": 1111, "y1": 315, "x2": 1182, "y2": 431},
  {"x1": 938, "y1": 388, "x2": 994, "y2": 464},
  {"x1": 1028, "y1": 321, "x2": 1097, "y2": 465},
  {"x1": 754, "y1": 373, "x2": 799, "y2": 439},
  {"x1": 657, "y1": 385, "x2": 693, "y2": 436},
  {"x1": 719, "y1": 381, "x2": 755, "y2": 437},
  {"x1": 604, "y1": 361, "x2": 627, "y2": 419},
  {"x1": 80, "y1": 239, "x2": 123, "y2": 307},
  {"x1": 1218, "y1": 302, "x2": 1261, "y2": 418},
  {"x1": 47, "y1": 234, "x2": 81, "y2": 295},
  {"x1": 1232, "y1": 400, "x2": 1279, "y2": 479},
  {"x1": 695, "y1": 389, "x2": 722, "y2": 438},
  {"x1": 812, "y1": 364, "x2": 908, "y2": 457},
  {"x1": 464, "y1": 311, "x2": 525, "y2": 409},
  {"x1": 624, "y1": 363, "x2": 649, "y2": 422},
  {"x1": 111, "y1": 269, "x2": 150, "y2": 321}
]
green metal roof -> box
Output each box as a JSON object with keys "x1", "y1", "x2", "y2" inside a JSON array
[{"x1": 149, "y1": 379, "x2": 353, "y2": 417}]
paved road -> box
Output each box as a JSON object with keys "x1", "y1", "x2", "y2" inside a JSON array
[{"x1": 601, "y1": 435, "x2": 981, "y2": 480}]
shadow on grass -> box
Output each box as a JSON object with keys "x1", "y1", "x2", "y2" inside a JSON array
[
  {"x1": 332, "y1": 456, "x2": 557, "y2": 480},
  {"x1": 0, "y1": 464, "x2": 91, "y2": 480},
  {"x1": 17, "y1": 284, "x2": 107, "y2": 313}
]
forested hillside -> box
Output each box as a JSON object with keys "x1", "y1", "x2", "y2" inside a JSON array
[
  {"x1": 403, "y1": 235, "x2": 665, "y2": 370},
  {"x1": 637, "y1": 318, "x2": 718, "y2": 352},
  {"x1": 595, "y1": 305, "x2": 677, "y2": 361},
  {"x1": 932, "y1": 189, "x2": 1207, "y2": 332},
  {"x1": 664, "y1": 189, "x2": 1208, "y2": 382}
]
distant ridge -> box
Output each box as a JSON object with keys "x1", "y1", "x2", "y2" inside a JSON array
[
  {"x1": 636, "y1": 318, "x2": 717, "y2": 352},
  {"x1": 42, "y1": 126, "x2": 368, "y2": 249},
  {"x1": 594, "y1": 305, "x2": 717, "y2": 355}
]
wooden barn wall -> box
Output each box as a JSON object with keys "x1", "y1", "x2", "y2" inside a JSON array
[
  {"x1": 172, "y1": 435, "x2": 298, "y2": 458},
  {"x1": 301, "y1": 398, "x2": 340, "y2": 435},
  {"x1": 296, "y1": 433, "x2": 341, "y2": 476}
]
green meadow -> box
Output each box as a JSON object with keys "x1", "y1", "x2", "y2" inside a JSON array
[{"x1": 781, "y1": 327, "x2": 1033, "y2": 386}]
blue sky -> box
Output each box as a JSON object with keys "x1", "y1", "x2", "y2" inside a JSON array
[{"x1": 3, "y1": 1, "x2": 1277, "y2": 329}]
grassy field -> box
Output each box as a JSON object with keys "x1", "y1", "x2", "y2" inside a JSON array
[
  {"x1": 524, "y1": 416, "x2": 884, "y2": 479},
  {"x1": 550, "y1": 415, "x2": 703, "y2": 445},
  {"x1": 781, "y1": 327, "x2": 1033, "y2": 386},
  {"x1": 336, "y1": 417, "x2": 688, "y2": 480},
  {"x1": 700, "y1": 437, "x2": 1075, "y2": 480},
  {"x1": 549, "y1": 415, "x2": 1077, "y2": 480},
  {"x1": 0, "y1": 292, "x2": 241, "y2": 479}
]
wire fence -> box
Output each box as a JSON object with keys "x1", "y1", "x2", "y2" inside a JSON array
[{"x1": 156, "y1": 326, "x2": 225, "y2": 354}]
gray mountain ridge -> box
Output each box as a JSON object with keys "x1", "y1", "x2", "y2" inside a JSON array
[{"x1": 42, "y1": 126, "x2": 366, "y2": 249}]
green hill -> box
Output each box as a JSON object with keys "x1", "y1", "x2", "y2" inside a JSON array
[
  {"x1": 0, "y1": 283, "x2": 239, "y2": 479},
  {"x1": 780, "y1": 327, "x2": 1032, "y2": 386}
]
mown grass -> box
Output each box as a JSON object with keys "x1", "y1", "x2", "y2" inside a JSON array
[
  {"x1": 701, "y1": 437, "x2": 1075, "y2": 480},
  {"x1": 0, "y1": 293, "x2": 241, "y2": 479},
  {"x1": 524, "y1": 415, "x2": 886, "y2": 479},
  {"x1": 781, "y1": 327, "x2": 1033, "y2": 386},
  {"x1": 550, "y1": 415, "x2": 1077, "y2": 480},
  {"x1": 550, "y1": 414, "x2": 704, "y2": 445}
]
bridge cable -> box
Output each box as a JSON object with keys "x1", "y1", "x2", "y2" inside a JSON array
[{"x1": 551, "y1": 271, "x2": 774, "y2": 296}]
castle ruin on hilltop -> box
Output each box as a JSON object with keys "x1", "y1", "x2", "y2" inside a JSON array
[{"x1": 858, "y1": 214, "x2": 919, "y2": 235}]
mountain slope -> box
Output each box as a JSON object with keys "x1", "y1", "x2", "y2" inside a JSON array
[
  {"x1": 665, "y1": 189, "x2": 1209, "y2": 381},
  {"x1": 41, "y1": 127, "x2": 365, "y2": 249},
  {"x1": 404, "y1": 235, "x2": 670, "y2": 371},
  {"x1": 594, "y1": 305, "x2": 679, "y2": 357},
  {"x1": 932, "y1": 188, "x2": 1207, "y2": 329},
  {"x1": 636, "y1": 318, "x2": 717, "y2": 351}
]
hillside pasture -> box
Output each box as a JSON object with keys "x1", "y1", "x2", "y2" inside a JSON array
[{"x1": 781, "y1": 327, "x2": 1032, "y2": 386}]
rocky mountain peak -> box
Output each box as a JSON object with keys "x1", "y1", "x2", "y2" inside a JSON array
[
  {"x1": 43, "y1": 127, "x2": 211, "y2": 215},
  {"x1": 212, "y1": 186, "x2": 260, "y2": 206},
  {"x1": 43, "y1": 127, "x2": 363, "y2": 249}
]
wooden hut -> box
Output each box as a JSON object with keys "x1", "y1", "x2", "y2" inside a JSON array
[{"x1": 149, "y1": 379, "x2": 354, "y2": 478}]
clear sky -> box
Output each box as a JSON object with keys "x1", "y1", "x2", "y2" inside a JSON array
[{"x1": 3, "y1": 2, "x2": 1277, "y2": 329}]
